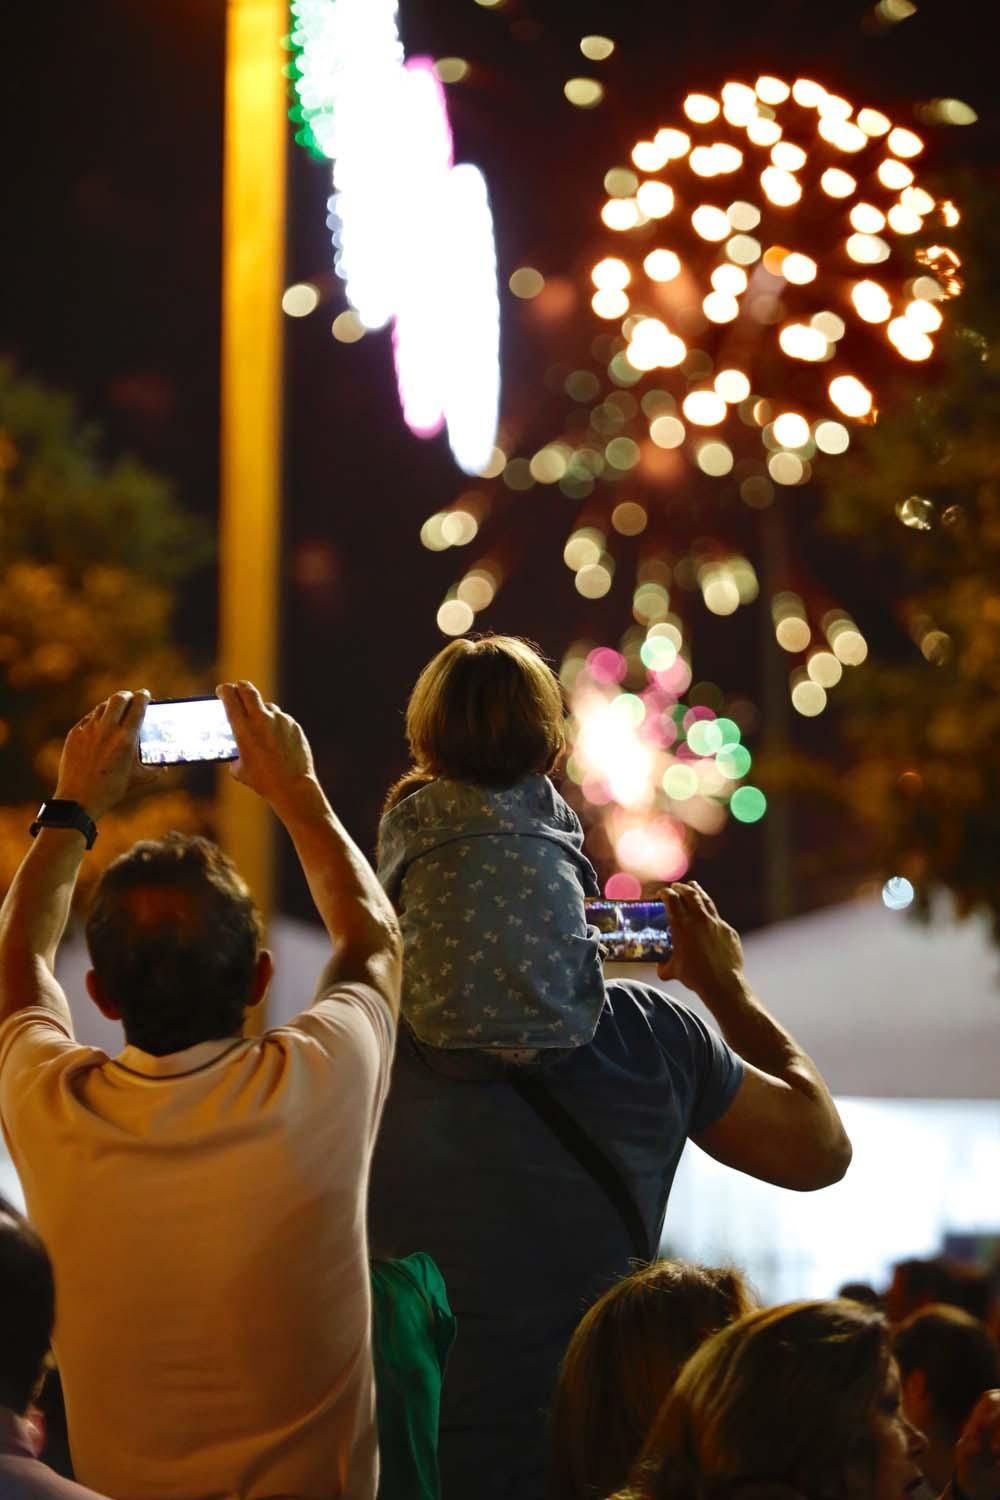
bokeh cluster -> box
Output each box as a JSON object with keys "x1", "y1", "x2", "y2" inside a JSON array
[{"x1": 426, "y1": 74, "x2": 963, "y2": 890}]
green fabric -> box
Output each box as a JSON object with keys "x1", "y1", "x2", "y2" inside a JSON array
[{"x1": 371, "y1": 1252, "x2": 456, "y2": 1500}]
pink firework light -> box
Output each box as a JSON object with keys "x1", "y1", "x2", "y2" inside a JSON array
[
  {"x1": 564, "y1": 634, "x2": 755, "y2": 894},
  {"x1": 391, "y1": 58, "x2": 454, "y2": 440}
]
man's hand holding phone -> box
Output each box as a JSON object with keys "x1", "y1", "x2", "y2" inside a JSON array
[
  {"x1": 55, "y1": 689, "x2": 154, "y2": 821},
  {"x1": 216, "y1": 680, "x2": 402, "y2": 1009},
  {"x1": 956, "y1": 1389, "x2": 1000, "y2": 1500},
  {"x1": 215, "y1": 681, "x2": 317, "y2": 816},
  {"x1": 656, "y1": 882, "x2": 747, "y2": 1002}
]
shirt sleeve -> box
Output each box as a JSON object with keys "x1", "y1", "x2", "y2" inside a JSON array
[
  {"x1": 274, "y1": 983, "x2": 397, "y2": 1133},
  {"x1": 0, "y1": 1008, "x2": 96, "y2": 1156},
  {"x1": 651, "y1": 995, "x2": 745, "y2": 1135}
]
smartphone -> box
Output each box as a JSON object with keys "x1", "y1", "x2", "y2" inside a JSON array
[
  {"x1": 138, "y1": 696, "x2": 238, "y2": 767},
  {"x1": 585, "y1": 898, "x2": 672, "y2": 962}
]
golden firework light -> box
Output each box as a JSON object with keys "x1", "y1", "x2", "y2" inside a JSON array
[
  {"x1": 433, "y1": 73, "x2": 963, "y2": 632},
  {"x1": 418, "y1": 73, "x2": 963, "y2": 893},
  {"x1": 589, "y1": 76, "x2": 960, "y2": 480}
]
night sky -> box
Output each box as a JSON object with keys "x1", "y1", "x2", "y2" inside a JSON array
[{"x1": 1, "y1": 0, "x2": 995, "y2": 928}]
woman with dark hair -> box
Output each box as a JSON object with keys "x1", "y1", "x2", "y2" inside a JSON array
[
  {"x1": 547, "y1": 1260, "x2": 757, "y2": 1500},
  {"x1": 615, "y1": 1299, "x2": 927, "y2": 1500}
]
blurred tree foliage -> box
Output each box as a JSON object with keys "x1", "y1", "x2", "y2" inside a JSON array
[
  {"x1": 0, "y1": 361, "x2": 214, "y2": 897},
  {"x1": 780, "y1": 177, "x2": 1000, "y2": 935}
]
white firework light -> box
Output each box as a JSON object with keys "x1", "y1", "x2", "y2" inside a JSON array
[{"x1": 289, "y1": 1, "x2": 501, "y2": 474}]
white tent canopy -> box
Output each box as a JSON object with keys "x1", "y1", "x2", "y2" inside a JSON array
[
  {"x1": 669, "y1": 896, "x2": 1000, "y2": 1100},
  {"x1": 607, "y1": 897, "x2": 1000, "y2": 1297}
]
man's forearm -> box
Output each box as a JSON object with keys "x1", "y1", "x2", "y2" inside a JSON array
[
  {"x1": 0, "y1": 830, "x2": 84, "y2": 1023},
  {"x1": 698, "y1": 969, "x2": 807, "y2": 1074},
  {"x1": 271, "y1": 776, "x2": 401, "y2": 989},
  {"x1": 700, "y1": 969, "x2": 846, "y2": 1134}
]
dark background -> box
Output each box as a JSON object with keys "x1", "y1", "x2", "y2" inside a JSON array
[{"x1": 1, "y1": 0, "x2": 995, "y2": 927}]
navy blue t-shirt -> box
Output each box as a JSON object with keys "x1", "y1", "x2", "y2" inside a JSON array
[{"x1": 368, "y1": 978, "x2": 743, "y2": 1500}]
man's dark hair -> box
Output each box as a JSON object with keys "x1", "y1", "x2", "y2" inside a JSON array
[
  {"x1": 892, "y1": 1257, "x2": 955, "y2": 1312},
  {"x1": 0, "y1": 1198, "x2": 54, "y2": 1413},
  {"x1": 893, "y1": 1256, "x2": 992, "y2": 1321},
  {"x1": 85, "y1": 834, "x2": 263, "y2": 1056},
  {"x1": 894, "y1": 1304, "x2": 1000, "y2": 1438},
  {"x1": 940, "y1": 1262, "x2": 992, "y2": 1322}
]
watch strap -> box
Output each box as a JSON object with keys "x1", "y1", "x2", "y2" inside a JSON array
[{"x1": 29, "y1": 801, "x2": 98, "y2": 851}]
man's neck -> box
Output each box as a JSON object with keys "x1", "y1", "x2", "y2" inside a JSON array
[
  {"x1": 921, "y1": 1433, "x2": 955, "y2": 1493},
  {"x1": 0, "y1": 1404, "x2": 41, "y2": 1457},
  {"x1": 115, "y1": 1034, "x2": 245, "y2": 1077}
]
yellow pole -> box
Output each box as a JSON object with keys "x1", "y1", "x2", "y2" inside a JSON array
[{"x1": 218, "y1": 0, "x2": 287, "y2": 925}]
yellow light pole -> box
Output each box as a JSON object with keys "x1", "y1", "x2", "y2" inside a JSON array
[{"x1": 218, "y1": 0, "x2": 287, "y2": 924}]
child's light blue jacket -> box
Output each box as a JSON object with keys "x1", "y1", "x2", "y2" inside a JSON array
[{"x1": 377, "y1": 775, "x2": 607, "y2": 1049}]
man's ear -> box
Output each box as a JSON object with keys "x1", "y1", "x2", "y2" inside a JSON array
[
  {"x1": 85, "y1": 969, "x2": 121, "y2": 1022},
  {"x1": 248, "y1": 949, "x2": 274, "y2": 1011}
]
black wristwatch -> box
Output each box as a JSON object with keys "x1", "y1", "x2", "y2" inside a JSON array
[{"x1": 29, "y1": 800, "x2": 98, "y2": 850}]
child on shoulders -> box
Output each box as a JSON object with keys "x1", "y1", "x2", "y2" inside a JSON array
[{"x1": 377, "y1": 636, "x2": 606, "y2": 1052}]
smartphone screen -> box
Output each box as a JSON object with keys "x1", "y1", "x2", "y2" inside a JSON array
[
  {"x1": 585, "y1": 898, "x2": 672, "y2": 962},
  {"x1": 138, "y1": 697, "x2": 238, "y2": 767}
]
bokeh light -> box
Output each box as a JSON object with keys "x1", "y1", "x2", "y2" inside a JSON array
[
  {"x1": 563, "y1": 636, "x2": 759, "y2": 884},
  {"x1": 509, "y1": 266, "x2": 545, "y2": 299},
  {"x1": 542, "y1": 72, "x2": 961, "y2": 516},
  {"x1": 428, "y1": 72, "x2": 961, "y2": 845},
  {"x1": 772, "y1": 412, "x2": 810, "y2": 448},
  {"x1": 684, "y1": 93, "x2": 720, "y2": 124},
  {"x1": 565, "y1": 78, "x2": 605, "y2": 108},
  {"x1": 580, "y1": 35, "x2": 615, "y2": 61},
  {"x1": 331, "y1": 308, "x2": 366, "y2": 342},
  {"x1": 730, "y1": 786, "x2": 767, "y2": 823},
  {"x1": 683, "y1": 391, "x2": 727, "y2": 426},
  {"x1": 918, "y1": 98, "x2": 977, "y2": 127},
  {"x1": 434, "y1": 58, "x2": 470, "y2": 84},
  {"x1": 437, "y1": 598, "x2": 475, "y2": 635},
  {"x1": 790, "y1": 674, "x2": 827, "y2": 717},
  {"x1": 644, "y1": 249, "x2": 682, "y2": 281},
  {"x1": 882, "y1": 876, "x2": 915, "y2": 911},
  {"x1": 282, "y1": 283, "x2": 320, "y2": 317},
  {"x1": 829, "y1": 375, "x2": 873, "y2": 417}
]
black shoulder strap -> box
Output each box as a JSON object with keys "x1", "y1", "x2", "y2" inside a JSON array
[{"x1": 509, "y1": 1070, "x2": 653, "y2": 1265}]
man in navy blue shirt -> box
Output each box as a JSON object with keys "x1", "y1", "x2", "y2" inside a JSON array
[{"x1": 369, "y1": 882, "x2": 851, "y2": 1499}]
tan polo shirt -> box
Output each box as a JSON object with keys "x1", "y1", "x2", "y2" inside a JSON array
[{"x1": 0, "y1": 984, "x2": 395, "y2": 1500}]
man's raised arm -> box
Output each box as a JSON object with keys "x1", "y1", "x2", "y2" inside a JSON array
[
  {"x1": 0, "y1": 689, "x2": 152, "y2": 1028},
  {"x1": 217, "y1": 681, "x2": 401, "y2": 1017},
  {"x1": 660, "y1": 882, "x2": 852, "y2": 1192}
]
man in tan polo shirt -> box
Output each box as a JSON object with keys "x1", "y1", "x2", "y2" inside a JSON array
[{"x1": 0, "y1": 683, "x2": 401, "y2": 1498}]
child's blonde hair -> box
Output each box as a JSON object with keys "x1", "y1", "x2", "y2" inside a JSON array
[{"x1": 383, "y1": 635, "x2": 566, "y2": 813}]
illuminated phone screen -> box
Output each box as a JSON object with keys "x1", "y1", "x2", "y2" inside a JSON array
[
  {"x1": 585, "y1": 898, "x2": 672, "y2": 962},
  {"x1": 138, "y1": 697, "x2": 238, "y2": 767}
]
